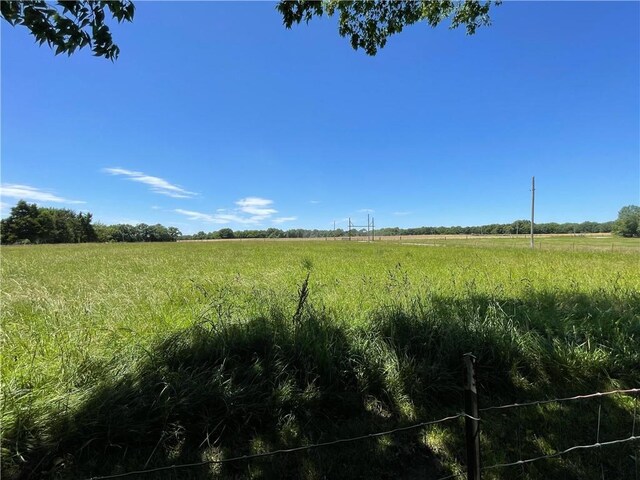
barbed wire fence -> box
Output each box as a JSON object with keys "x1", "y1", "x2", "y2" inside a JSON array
[{"x1": 85, "y1": 354, "x2": 640, "y2": 480}]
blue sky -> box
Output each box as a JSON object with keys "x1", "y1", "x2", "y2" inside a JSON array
[{"x1": 2, "y1": 2, "x2": 639, "y2": 234}]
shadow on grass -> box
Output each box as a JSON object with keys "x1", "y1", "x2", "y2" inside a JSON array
[{"x1": 4, "y1": 287, "x2": 639, "y2": 479}]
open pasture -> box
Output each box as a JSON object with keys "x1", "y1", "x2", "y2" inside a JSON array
[
  {"x1": 2, "y1": 240, "x2": 639, "y2": 479},
  {"x1": 394, "y1": 233, "x2": 639, "y2": 253},
  {"x1": 210, "y1": 234, "x2": 640, "y2": 254}
]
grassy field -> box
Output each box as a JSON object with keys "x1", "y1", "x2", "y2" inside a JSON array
[
  {"x1": 387, "y1": 233, "x2": 638, "y2": 253},
  {"x1": 2, "y1": 239, "x2": 639, "y2": 479}
]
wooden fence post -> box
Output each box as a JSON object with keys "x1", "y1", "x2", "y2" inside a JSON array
[{"x1": 464, "y1": 353, "x2": 481, "y2": 480}]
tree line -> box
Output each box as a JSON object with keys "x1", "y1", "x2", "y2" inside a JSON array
[
  {"x1": 183, "y1": 206, "x2": 639, "y2": 240},
  {"x1": 0, "y1": 201, "x2": 180, "y2": 245},
  {"x1": 182, "y1": 219, "x2": 621, "y2": 241},
  {"x1": 376, "y1": 220, "x2": 616, "y2": 237},
  {"x1": 2, "y1": 201, "x2": 637, "y2": 245}
]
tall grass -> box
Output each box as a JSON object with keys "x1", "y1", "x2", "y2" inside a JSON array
[{"x1": 1, "y1": 241, "x2": 639, "y2": 478}]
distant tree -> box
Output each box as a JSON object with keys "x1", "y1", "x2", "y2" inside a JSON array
[
  {"x1": 0, "y1": 201, "x2": 181, "y2": 244},
  {"x1": 285, "y1": 228, "x2": 302, "y2": 238},
  {"x1": 578, "y1": 221, "x2": 598, "y2": 234},
  {"x1": 35, "y1": 208, "x2": 58, "y2": 243},
  {"x1": 1, "y1": 200, "x2": 40, "y2": 243},
  {"x1": 614, "y1": 205, "x2": 640, "y2": 238},
  {"x1": 266, "y1": 228, "x2": 284, "y2": 238},
  {"x1": 0, "y1": 200, "x2": 98, "y2": 244},
  {"x1": 94, "y1": 222, "x2": 115, "y2": 242},
  {"x1": 140, "y1": 224, "x2": 180, "y2": 242},
  {"x1": 135, "y1": 223, "x2": 149, "y2": 241},
  {"x1": 598, "y1": 221, "x2": 615, "y2": 233},
  {"x1": 543, "y1": 222, "x2": 559, "y2": 234},
  {"x1": 3, "y1": 1, "x2": 498, "y2": 60},
  {"x1": 218, "y1": 228, "x2": 235, "y2": 239},
  {"x1": 77, "y1": 212, "x2": 97, "y2": 242},
  {"x1": 37, "y1": 207, "x2": 76, "y2": 243},
  {"x1": 167, "y1": 227, "x2": 181, "y2": 241},
  {"x1": 113, "y1": 224, "x2": 130, "y2": 241}
]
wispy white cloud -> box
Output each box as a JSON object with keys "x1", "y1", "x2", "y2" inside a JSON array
[
  {"x1": 214, "y1": 213, "x2": 263, "y2": 224},
  {"x1": 235, "y1": 197, "x2": 277, "y2": 216},
  {"x1": 0, "y1": 184, "x2": 85, "y2": 204},
  {"x1": 103, "y1": 168, "x2": 196, "y2": 198},
  {"x1": 309, "y1": 200, "x2": 321, "y2": 204},
  {"x1": 273, "y1": 216, "x2": 297, "y2": 224},
  {"x1": 175, "y1": 197, "x2": 292, "y2": 226},
  {"x1": 236, "y1": 197, "x2": 272, "y2": 207},
  {"x1": 174, "y1": 209, "x2": 269, "y2": 225},
  {"x1": 393, "y1": 211, "x2": 412, "y2": 216},
  {"x1": 174, "y1": 209, "x2": 217, "y2": 222},
  {"x1": 358, "y1": 208, "x2": 375, "y2": 213}
]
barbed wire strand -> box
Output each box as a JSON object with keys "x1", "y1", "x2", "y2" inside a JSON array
[
  {"x1": 86, "y1": 413, "x2": 476, "y2": 480},
  {"x1": 482, "y1": 435, "x2": 640, "y2": 471},
  {"x1": 83, "y1": 387, "x2": 640, "y2": 479},
  {"x1": 480, "y1": 387, "x2": 640, "y2": 412}
]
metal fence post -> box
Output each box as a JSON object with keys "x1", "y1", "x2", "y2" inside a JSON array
[{"x1": 464, "y1": 353, "x2": 481, "y2": 480}]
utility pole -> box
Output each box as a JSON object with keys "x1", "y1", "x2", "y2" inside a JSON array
[
  {"x1": 530, "y1": 176, "x2": 535, "y2": 249},
  {"x1": 333, "y1": 220, "x2": 336, "y2": 239}
]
